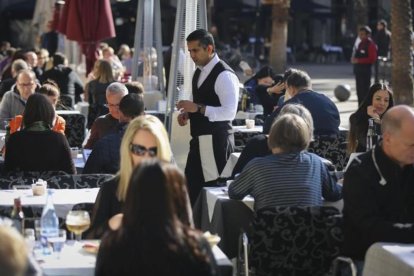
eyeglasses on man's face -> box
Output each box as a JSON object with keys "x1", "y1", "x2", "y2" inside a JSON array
[
  {"x1": 17, "y1": 82, "x2": 36, "y2": 88},
  {"x1": 129, "y1": 143, "x2": 157, "y2": 157},
  {"x1": 104, "y1": 103, "x2": 120, "y2": 108}
]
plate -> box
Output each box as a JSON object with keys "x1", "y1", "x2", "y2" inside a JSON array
[{"x1": 82, "y1": 242, "x2": 99, "y2": 254}]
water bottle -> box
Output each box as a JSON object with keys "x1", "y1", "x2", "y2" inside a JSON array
[
  {"x1": 40, "y1": 190, "x2": 59, "y2": 255},
  {"x1": 366, "y1": 118, "x2": 376, "y2": 151}
]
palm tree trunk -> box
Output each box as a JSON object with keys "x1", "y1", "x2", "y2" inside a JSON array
[
  {"x1": 269, "y1": 0, "x2": 290, "y2": 73},
  {"x1": 391, "y1": 0, "x2": 414, "y2": 105}
]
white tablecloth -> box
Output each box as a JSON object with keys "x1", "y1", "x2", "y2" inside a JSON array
[
  {"x1": 205, "y1": 187, "x2": 254, "y2": 222},
  {"x1": 235, "y1": 111, "x2": 262, "y2": 120},
  {"x1": 0, "y1": 188, "x2": 99, "y2": 218},
  {"x1": 363, "y1": 243, "x2": 414, "y2": 276},
  {"x1": 37, "y1": 241, "x2": 97, "y2": 276},
  {"x1": 37, "y1": 240, "x2": 231, "y2": 276},
  {"x1": 0, "y1": 131, "x2": 5, "y2": 150},
  {"x1": 233, "y1": 125, "x2": 262, "y2": 133},
  {"x1": 204, "y1": 187, "x2": 343, "y2": 223}
]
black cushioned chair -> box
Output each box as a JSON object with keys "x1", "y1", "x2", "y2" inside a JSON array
[
  {"x1": 58, "y1": 94, "x2": 74, "y2": 109},
  {"x1": 308, "y1": 135, "x2": 349, "y2": 171},
  {"x1": 254, "y1": 114, "x2": 265, "y2": 126},
  {"x1": 245, "y1": 206, "x2": 343, "y2": 276},
  {"x1": 47, "y1": 174, "x2": 114, "y2": 189},
  {"x1": 0, "y1": 171, "x2": 69, "y2": 189},
  {"x1": 58, "y1": 112, "x2": 86, "y2": 148},
  {"x1": 234, "y1": 132, "x2": 262, "y2": 153},
  {"x1": 0, "y1": 176, "x2": 37, "y2": 190},
  {"x1": 232, "y1": 119, "x2": 246, "y2": 126}
]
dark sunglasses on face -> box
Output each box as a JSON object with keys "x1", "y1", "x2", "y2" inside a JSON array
[{"x1": 130, "y1": 144, "x2": 157, "y2": 157}]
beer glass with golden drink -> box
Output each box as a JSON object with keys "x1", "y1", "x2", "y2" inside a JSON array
[{"x1": 66, "y1": 211, "x2": 90, "y2": 241}]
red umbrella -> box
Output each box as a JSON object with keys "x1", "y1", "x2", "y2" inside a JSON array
[{"x1": 57, "y1": 0, "x2": 115, "y2": 75}]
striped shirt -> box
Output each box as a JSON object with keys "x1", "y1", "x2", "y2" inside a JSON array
[{"x1": 228, "y1": 152, "x2": 342, "y2": 211}]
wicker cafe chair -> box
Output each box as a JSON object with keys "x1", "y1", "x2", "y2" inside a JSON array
[
  {"x1": 240, "y1": 206, "x2": 343, "y2": 276},
  {"x1": 47, "y1": 174, "x2": 114, "y2": 189}
]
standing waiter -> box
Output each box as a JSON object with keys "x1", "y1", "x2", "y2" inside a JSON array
[
  {"x1": 177, "y1": 29, "x2": 239, "y2": 204},
  {"x1": 351, "y1": 26, "x2": 377, "y2": 106}
]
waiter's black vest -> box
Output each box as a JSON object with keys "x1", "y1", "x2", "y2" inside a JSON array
[{"x1": 189, "y1": 61, "x2": 234, "y2": 137}]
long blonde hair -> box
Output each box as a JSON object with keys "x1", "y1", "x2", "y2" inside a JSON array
[
  {"x1": 117, "y1": 115, "x2": 172, "y2": 201},
  {"x1": 95, "y1": 59, "x2": 114, "y2": 83}
]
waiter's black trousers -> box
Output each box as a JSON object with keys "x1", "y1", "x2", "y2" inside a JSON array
[
  {"x1": 354, "y1": 64, "x2": 372, "y2": 106},
  {"x1": 185, "y1": 133, "x2": 234, "y2": 206}
]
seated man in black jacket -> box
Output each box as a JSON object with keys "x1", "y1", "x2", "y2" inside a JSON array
[
  {"x1": 40, "y1": 52, "x2": 84, "y2": 106},
  {"x1": 343, "y1": 105, "x2": 414, "y2": 275},
  {"x1": 83, "y1": 93, "x2": 144, "y2": 174},
  {"x1": 263, "y1": 69, "x2": 340, "y2": 136}
]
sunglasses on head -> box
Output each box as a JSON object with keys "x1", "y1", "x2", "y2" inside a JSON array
[{"x1": 130, "y1": 144, "x2": 157, "y2": 157}]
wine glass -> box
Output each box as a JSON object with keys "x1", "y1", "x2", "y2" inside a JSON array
[{"x1": 65, "y1": 211, "x2": 90, "y2": 241}]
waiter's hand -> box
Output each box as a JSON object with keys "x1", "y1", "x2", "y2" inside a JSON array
[
  {"x1": 177, "y1": 100, "x2": 198, "y2": 113},
  {"x1": 177, "y1": 112, "x2": 189, "y2": 126},
  {"x1": 351, "y1": 57, "x2": 358, "y2": 64}
]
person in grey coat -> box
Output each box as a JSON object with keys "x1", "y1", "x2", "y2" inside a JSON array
[{"x1": 0, "y1": 69, "x2": 38, "y2": 129}]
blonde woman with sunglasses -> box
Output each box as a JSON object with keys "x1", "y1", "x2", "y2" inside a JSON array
[{"x1": 88, "y1": 115, "x2": 172, "y2": 238}]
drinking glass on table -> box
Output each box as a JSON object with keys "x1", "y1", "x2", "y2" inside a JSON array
[
  {"x1": 24, "y1": 228, "x2": 36, "y2": 252},
  {"x1": 49, "y1": 229, "x2": 66, "y2": 258},
  {"x1": 65, "y1": 211, "x2": 90, "y2": 241},
  {"x1": 34, "y1": 219, "x2": 41, "y2": 240},
  {"x1": 3, "y1": 118, "x2": 12, "y2": 130}
]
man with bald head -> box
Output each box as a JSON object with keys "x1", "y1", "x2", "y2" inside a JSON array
[
  {"x1": 84, "y1": 82, "x2": 128, "y2": 149},
  {"x1": 0, "y1": 69, "x2": 38, "y2": 128},
  {"x1": 342, "y1": 105, "x2": 414, "y2": 273},
  {"x1": 25, "y1": 51, "x2": 42, "y2": 79}
]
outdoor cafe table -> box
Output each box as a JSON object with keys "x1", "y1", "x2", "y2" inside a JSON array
[
  {"x1": 233, "y1": 125, "x2": 262, "y2": 134},
  {"x1": 363, "y1": 243, "x2": 414, "y2": 276},
  {"x1": 0, "y1": 188, "x2": 99, "y2": 218},
  {"x1": 193, "y1": 187, "x2": 343, "y2": 259},
  {"x1": 37, "y1": 240, "x2": 233, "y2": 276}
]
